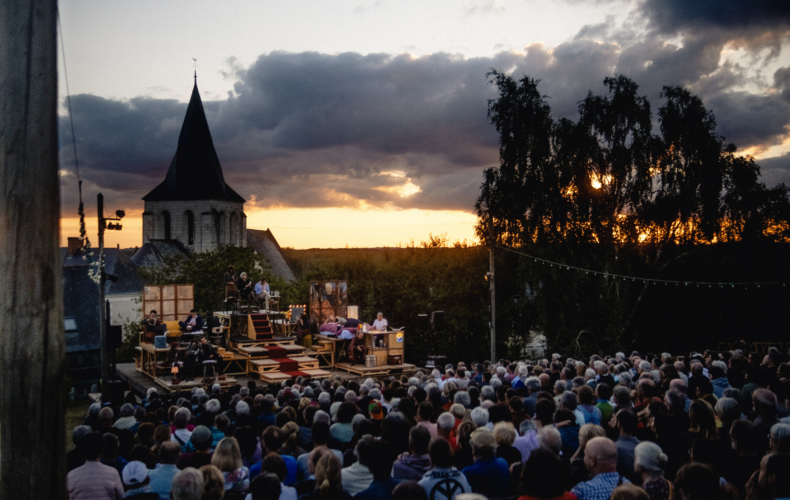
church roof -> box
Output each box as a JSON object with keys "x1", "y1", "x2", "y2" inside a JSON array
[{"x1": 143, "y1": 82, "x2": 245, "y2": 203}]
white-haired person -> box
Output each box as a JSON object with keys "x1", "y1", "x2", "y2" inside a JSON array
[{"x1": 634, "y1": 441, "x2": 670, "y2": 500}]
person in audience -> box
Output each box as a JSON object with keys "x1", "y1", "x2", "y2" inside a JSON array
[
  {"x1": 258, "y1": 454, "x2": 297, "y2": 500},
  {"x1": 170, "y1": 467, "x2": 203, "y2": 500},
  {"x1": 518, "y1": 448, "x2": 575, "y2": 500},
  {"x1": 353, "y1": 438, "x2": 400, "y2": 500},
  {"x1": 306, "y1": 453, "x2": 352, "y2": 500},
  {"x1": 121, "y1": 460, "x2": 154, "y2": 498},
  {"x1": 67, "y1": 431, "x2": 125, "y2": 500},
  {"x1": 178, "y1": 426, "x2": 214, "y2": 470},
  {"x1": 341, "y1": 435, "x2": 375, "y2": 495},
  {"x1": 570, "y1": 424, "x2": 606, "y2": 487},
  {"x1": 212, "y1": 437, "x2": 250, "y2": 494},
  {"x1": 393, "y1": 425, "x2": 432, "y2": 481},
  {"x1": 461, "y1": 428, "x2": 509, "y2": 498},
  {"x1": 147, "y1": 441, "x2": 181, "y2": 499},
  {"x1": 614, "y1": 409, "x2": 640, "y2": 483},
  {"x1": 571, "y1": 437, "x2": 629, "y2": 500},
  {"x1": 198, "y1": 465, "x2": 225, "y2": 500},
  {"x1": 249, "y1": 472, "x2": 281, "y2": 500},
  {"x1": 418, "y1": 438, "x2": 471, "y2": 500},
  {"x1": 494, "y1": 421, "x2": 521, "y2": 467},
  {"x1": 746, "y1": 452, "x2": 790, "y2": 500},
  {"x1": 673, "y1": 463, "x2": 720, "y2": 500},
  {"x1": 634, "y1": 442, "x2": 671, "y2": 500},
  {"x1": 610, "y1": 484, "x2": 650, "y2": 500},
  {"x1": 100, "y1": 433, "x2": 128, "y2": 477}
]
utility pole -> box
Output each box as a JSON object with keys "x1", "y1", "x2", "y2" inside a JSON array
[
  {"x1": 97, "y1": 193, "x2": 124, "y2": 396},
  {"x1": 488, "y1": 215, "x2": 496, "y2": 362},
  {"x1": 0, "y1": 1, "x2": 65, "y2": 498},
  {"x1": 98, "y1": 193, "x2": 108, "y2": 395}
]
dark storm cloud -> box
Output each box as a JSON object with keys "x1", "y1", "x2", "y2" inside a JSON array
[
  {"x1": 756, "y1": 153, "x2": 790, "y2": 187},
  {"x1": 60, "y1": 16, "x2": 790, "y2": 217},
  {"x1": 640, "y1": 0, "x2": 790, "y2": 34}
]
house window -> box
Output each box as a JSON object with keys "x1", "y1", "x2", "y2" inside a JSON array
[
  {"x1": 185, "y1": 211, "x2": 194, "y2": 245},
  {"x1": 162, "y1": 211, "x2": 171, "y2": 240}
]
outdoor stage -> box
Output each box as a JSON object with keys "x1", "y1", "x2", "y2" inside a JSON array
[{"x1": 132, "y1": 307, "x2": 417, "y2": 392}]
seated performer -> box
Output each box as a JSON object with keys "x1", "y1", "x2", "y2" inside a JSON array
[
  {"x1": 348, "y1": 330, "x2": 369, "y2": 366},
  {"x1": 254, "y1": 278, "x2": 271, "y2": 311},
  {"x1": 179, "y1": 309, "x2": 204, "y2": 332},
  {"x1": 141, "y1": 310, "x2": 166, "y2": 336},
  {"x1": 295, "y1": 313, "x2": 311, "y2": 345},
  {"x1": 237, "y1": 272, "x2": 254, "y2": 301},
  {"x1": 197, "y1": 337, "x2": 216, "y2": 362}
]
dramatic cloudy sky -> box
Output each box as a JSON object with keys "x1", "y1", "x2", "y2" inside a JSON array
[{"x1": 58, "y1": 0, "x2": 790, "y2": 248}]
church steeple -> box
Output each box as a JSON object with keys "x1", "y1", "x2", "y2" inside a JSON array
[{"x1": 143, "y1": 82, "x2": 245, "y2": 203}]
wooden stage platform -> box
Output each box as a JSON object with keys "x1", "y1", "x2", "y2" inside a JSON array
[
  {"x1": 116, "y1": 363, "x2": 386, "y2": 396},
  {"x1": 334, "y1": 362, "x2": 417, "y2": 377}
]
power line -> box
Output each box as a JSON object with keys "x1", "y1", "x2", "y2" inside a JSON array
[
  {"x1": 57, "y1": 9, "x2": 95, "y2": 269},
  {"x1": 496, "y1": 244, "x2": 786, "y2": 289}
]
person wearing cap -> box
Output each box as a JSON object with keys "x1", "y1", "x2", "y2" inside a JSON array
[
  {"x1": 461, "y1": 428, "x2": 509, "y2": 498},
  {"x1": 67, "y1": 431, "x2": 125, "y2": 500},
  {"x1": 368, "y1": 400, "x2": 384, "y2": 421},
  {"x1": 178, "y1": 426, "x2": 214, "y2": 470},
  {"x1": 121, "y1": 460, "x2": 154, "y2": 497}
]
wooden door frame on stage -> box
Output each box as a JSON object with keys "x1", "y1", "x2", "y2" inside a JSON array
[{"x1": 143, "y1": 284, "x2": 194, "y2": 321}]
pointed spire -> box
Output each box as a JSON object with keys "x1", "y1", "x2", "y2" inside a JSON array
[{"x1": 143, "y1": 81, "x2": 245, "y2": 203}]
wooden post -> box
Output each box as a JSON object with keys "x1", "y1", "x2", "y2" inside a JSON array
[{"x1": 0, "y1": 1, "x2": 66, "y2": 499}]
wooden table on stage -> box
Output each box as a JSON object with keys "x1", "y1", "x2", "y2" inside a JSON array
[
  {"x1": 139, "y1": 342, "x2": 188, "y2": 378},
  {"x1": 363, "y1": 330, "x2": 405, "y2": 367}
]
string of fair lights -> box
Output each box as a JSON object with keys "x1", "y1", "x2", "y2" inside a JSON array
[{"x1": 495, "y1": 245, "x2": 786, "y2": 289}]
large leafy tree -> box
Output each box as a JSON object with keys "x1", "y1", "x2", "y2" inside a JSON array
[{"x1": 476, "y1": 72, "x2": 790, "y2": 354}]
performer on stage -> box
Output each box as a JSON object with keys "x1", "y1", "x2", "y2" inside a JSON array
[
  {"x1": 348, "y1": 329, "x2": 369, "y2": 366},
  {"x1": 141, "y1": 310, "x2": 166, "y2": 336},
  {"x1": 179, "y1": 309, "x2": 204, "y2": 332},
  {"x1": 237, "y1": 272, "x2": 254, "y2": 300},
  {"x1": 295, "y1": 313, "x2": 311, "y2": 346},
  {"x1": 372, "y1": 312, "x2": 388, "y2": 331},
  {"x1": 254, "y1": 278, "x2": 271, "y2": 311}
]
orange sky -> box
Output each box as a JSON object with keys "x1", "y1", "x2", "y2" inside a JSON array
[{"x1": 60, "y1": 206, "x2": 479, "y2": 249}]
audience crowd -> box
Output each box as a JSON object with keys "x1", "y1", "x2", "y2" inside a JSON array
[{"x1": 67, "y1": 344, "x2": 790, "y2": 500}]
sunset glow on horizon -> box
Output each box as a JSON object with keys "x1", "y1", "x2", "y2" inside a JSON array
[{"x1": 60, "y1": 206, "x2": 479, "y2": 250}]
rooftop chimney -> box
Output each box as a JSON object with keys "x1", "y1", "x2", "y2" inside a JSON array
[{"x1": 67, "y1": 237, "x2": 83, "y2": 257}]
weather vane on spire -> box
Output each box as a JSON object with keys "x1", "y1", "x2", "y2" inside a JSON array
[{"x1": 193, "y1": 58, "x2": 197, "y2": 83}]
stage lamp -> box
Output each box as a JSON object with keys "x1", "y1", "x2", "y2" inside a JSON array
[
  {"x1": 115, "y1": 210, "x2": 125, "y2": 219},
  {"x1": 485, "y1": 272, "x2": 494, "y2": 282}
]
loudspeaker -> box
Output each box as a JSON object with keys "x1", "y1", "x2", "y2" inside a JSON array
[
  {"x1": 108, "y1": 325, "x2": 123, "y2": 349},
  {"x1": 106, "y1": 379, "x2": 125, "y2": 407},
  {"x1": 431, "y1": 311, "x2": 445, "y2": 331}
]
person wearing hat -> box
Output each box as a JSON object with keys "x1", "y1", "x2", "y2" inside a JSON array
[
  {"x1": 122, "y1": 461, "x2": 155, "y2": 497},
  {"x1": 369, "y1": 400, "x2": 386, "y2": 422},
  {"x1": 461, "y1": 428, "x2": 509, "y2": 498}
]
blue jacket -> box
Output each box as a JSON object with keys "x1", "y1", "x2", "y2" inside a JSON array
[
  {"x1": 711, "y1": 377, "x2": 731, "y2": 398},
  {"x1": 462, "y1": 456, "x2": 509, "y2": 498}
]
